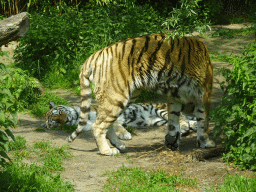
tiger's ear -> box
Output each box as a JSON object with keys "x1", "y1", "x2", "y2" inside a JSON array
[{"x1": 49, "y1": 101, "x2": 56, "y2": 109}]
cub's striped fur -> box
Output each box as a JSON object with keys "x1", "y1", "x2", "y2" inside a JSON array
[
  {"x1": 42, "y1": 101, "x2": 197, "y2": 142},
  {"x1": 68, "y1": 33, "x2": 215, "y2": 155}
]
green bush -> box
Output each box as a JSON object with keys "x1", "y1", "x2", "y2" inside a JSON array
[
  {"x1": 14, "y1": 2, "x2": 164, "y2": 89},
  {"x1": 211, "y1": 40, "x2": 256, "y2": 170},
  {"x1": 0, "y1": 65, "x2": 41, "y2": 111},
  {"x1": 163, "y1": 0, "x2": 211, "y2": 37},
  {"x1": 30, "y1": 92, "x2": 70, "y2": 118},
  {"x1": 0, "y1": 63, "x2": 17, "y2": 166}
]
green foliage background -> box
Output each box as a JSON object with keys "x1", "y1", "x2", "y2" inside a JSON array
[
  {"x1": 14, "y1": 1, "x2": 164, "y2": 89},
  {"x1": 211, "y1": 40, "x2": 256, "y2": 170}
]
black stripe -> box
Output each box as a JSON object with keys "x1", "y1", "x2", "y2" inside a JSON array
[
  {"x1": 108, "y1": 96, "x2": 125, "y2": 110},
  {"x1": 158, "y1": 48, "x2": 171, "y2": 82},
  {"x1": 144, "y1": 35, "x2": 150, "y2": 52},
  {"x1": 170, "y1": 38, "x2": 175, "y2": 52},
  {"x1": 79, "y1": 121, "x2": 87, "y2": 126},
  {"x1": 186, "y1": 38, "x2": 191, "y2": 65},
  {"x1": 160, "y1": 33, "x2": 165, "y2": 39},
  {"x1": 93, "y1": 50, "x2": 103, "y2": 78},
  {"x1": 137, "y1": 47, "x2": 144, "y2": 65},
  {"x1": 170, "y1": 111, "x2": 180, "y2": 116},
  {"x1": 197, "y1": 109, "x2": 204, "y2": 113},
  {"x1": 178, "y1": 47, "x2": 182, "y2": 62},
  {"x1": 159, "y1": 111, "x2": 167, "y2": 118},
  {"x1": 118, "y1": 52, "x2": 127, "y2": 88},
  {"x1": 196, "y1": 117, "x2": 204, "y2": 121},
  {"x1": 81, "y1": 94, "x2": 91, "y2": 100},
  {"x1": 115, "y1": 43, "x2": 118, "y2": 57},
  {"x1": 149, "y1": 40, "x2": 163, "y2": 66},
  {"x1": 122, "y1": 40, "x2": 126, "y2": 59},
  {"x1": 105, "y1": 48, "x2": 110, "y2": 83},
  {"x1": 136, "y1": 121, "x2": 144, "y2": 126},
  {"x1": 130, "y1": 39, "x2": 136, "y2": 55},
  {"x1": 80, "y1": 106, "x2": 90, "y2": 113},
  {"x1": 168, "y1": 124, "x2": 176, "y2": 130},
  {"x1": 100, "y1": 51, "x2": 105, "y2": 80}
]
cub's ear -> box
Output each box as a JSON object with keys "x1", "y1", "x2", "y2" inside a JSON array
[{"x1": 49, "y1": 101, "x2": 56, "y2": 109}]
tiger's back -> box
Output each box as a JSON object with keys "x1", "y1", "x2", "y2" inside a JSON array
[{"x1": 68, "y1": 33, "x2": 215, "y2": 155}]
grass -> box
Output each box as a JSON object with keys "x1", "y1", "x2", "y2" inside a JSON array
[
  {"x1": 103, "y1": 166, "x2": 197, "y2": 192},
  {"x1": 211, "y1": 27, "x2": 256, "y2": 39},
  {"x1": 0, "y1": 137, "x2": 73, "y2": 191},
  {"x1": 207, "y1": 174, "x2": 256, "y2": 192},
  {"x1": 50, "y1": 124, "x2": 77, "y2": 133}
]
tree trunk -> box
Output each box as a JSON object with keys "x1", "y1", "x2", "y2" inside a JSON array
[{"x1": 0, "y1": 12, "x2": 29, "y2": 47}]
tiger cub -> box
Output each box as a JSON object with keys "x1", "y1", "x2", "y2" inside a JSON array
[
  {"x1": 68, "y1": 33, "x2": 215, "y2": 155},
  {"x1": 42, "y1": 102, "x2": 197, "y2": 143}
]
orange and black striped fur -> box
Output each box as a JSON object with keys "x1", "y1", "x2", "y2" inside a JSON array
[{"x1": 67, "y1": 33, "x2": 215, "y2": 155}]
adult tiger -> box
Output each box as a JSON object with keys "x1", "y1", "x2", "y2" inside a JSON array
[{"x1": 67, "y1": 33, "x2": 216, "y2": 155}]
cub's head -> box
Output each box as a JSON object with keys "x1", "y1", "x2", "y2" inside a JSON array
[{"x1": 43, "y1": 101, "x2": 68, "y2": 129}]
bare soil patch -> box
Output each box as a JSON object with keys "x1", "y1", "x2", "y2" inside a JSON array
[{"x1": 2, "y1": 23, "x2": 255, "y2": 192}]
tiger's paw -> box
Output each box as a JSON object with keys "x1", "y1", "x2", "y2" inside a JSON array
[
  {"x1": 66, "y1": 135, "x2": 75, "y2": 143},
  {"x1": 116, "y1": 131, "x2": 132, "y2": 140},
  {"x1": 110, "y1": 140, "x2": 126, "y2": 150},
  {"x1": 197, "y1": 137, "x2": 216, "y2": 148},
  {"x1": 102, "y1": 148, "x2": 120, "y2": 156},
  {"x1": 165, "y1": 133, "x2": 180, "y2": 151}
]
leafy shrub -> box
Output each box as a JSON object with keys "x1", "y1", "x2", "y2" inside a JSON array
[
  {"x1": 211, "y1": 40, "x2": 256, "y2": 170},
  {"x1": 163, "y1": 0, "x2": 211, "y2": 36},
  {"x1": 0, "y1": 63, "x2": 17, "y2": 166},
  {"x1": 1, "y1": 66, "x2": 42, "y2": 111},
  {"x1": 30, "y1": 92, "x2": 70, "y2": 118},
  {"x1": 14, "y1": 2, "x2": 164, "y2": 89}
]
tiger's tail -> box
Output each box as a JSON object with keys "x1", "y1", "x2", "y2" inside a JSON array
[{"x1": 67, "y1": 67, "x2": 92, "y2": 142}]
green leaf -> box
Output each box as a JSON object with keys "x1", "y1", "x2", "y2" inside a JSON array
[
  {"x1": 0, "y1": 131, "x2": 8, "y2": 142},
  {"x1": 243, "y1": 127, "x2": 256, "y2": 138},
  {"x1": 11, "y1": 112, "x2": 18, "y2": 124},
  {"x1": 0, "y1": 151, "x2": 10, "y2": 160},
  {"x1": 0, "y1": 111, "x2": 5, "y2": 122},
  {"x1": 5, "y1": 129, "x2": 15, "y2": 141}
]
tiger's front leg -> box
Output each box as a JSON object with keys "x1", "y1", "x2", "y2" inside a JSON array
[
  {"x1": 165, "y1": 99, "x2": 182, "y2": 150},
  {"x1": 91, "y1": 119, "x2": 120, "y2": 156},
  {"x1": 106, "y1": 122, "x2": 126, "y2": 150}
]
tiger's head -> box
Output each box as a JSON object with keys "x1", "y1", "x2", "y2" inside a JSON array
[{"x1": 43, "y1": 101, "x2": 68, "y2": 129}]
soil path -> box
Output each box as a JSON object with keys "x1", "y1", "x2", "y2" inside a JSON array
[{"x1": 2, "y1": 23, "x2": 255, "y2": 191}]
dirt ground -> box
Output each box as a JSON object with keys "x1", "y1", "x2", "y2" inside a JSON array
[{"x1": 2, "y1": 23, "x2": 255, "y2": 192}]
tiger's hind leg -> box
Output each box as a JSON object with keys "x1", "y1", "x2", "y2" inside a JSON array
[
  {"x1": 165, "y1": 97, "x2": 182, "y2": 150},
  {"x1": 194, "y1": 103, "x2": 215, "y2": 148}
]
